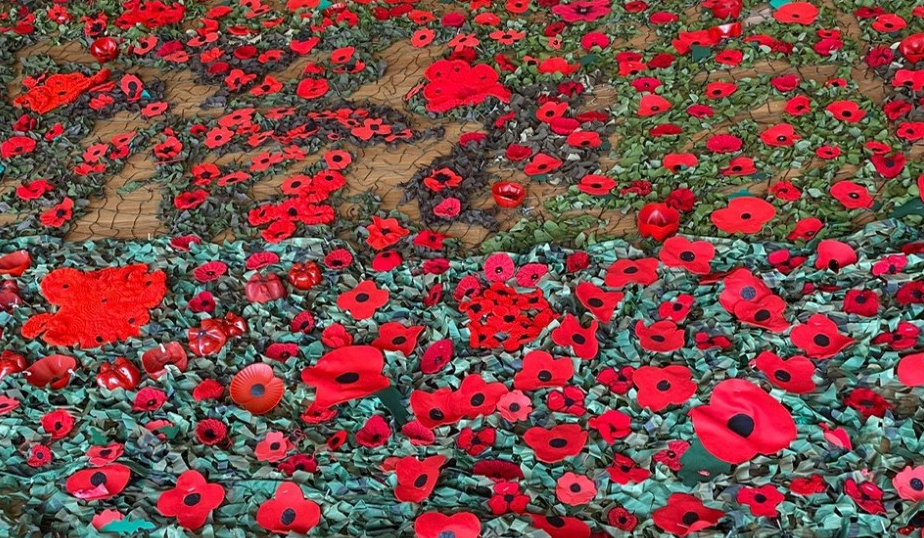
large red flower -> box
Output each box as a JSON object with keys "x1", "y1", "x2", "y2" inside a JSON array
[
  {"x1": 711, "y1": 197, "x2": 776, "y2": 234},
  {"x1": 65, "y1": 464, "x2": 131, "y2": 500},
  {"x1": 689, "y1": 379, "x2": 796, "y2": 464},
  {"x1": 156, "y1": 470, "x2": 225, "y2": 530},
  {"x1": 415, "y1": 512, "x2": 480, "y2": 538},
  {"x1": 754, "y1": 351, "x2": 816, "y2": 394},
  {"x1": 392, "y1": 455, "x2": 446, "y2": 503},
  {"x1": 789, "y1": 314, "x2": 854, "y2": 359},
  {"x1": 337, "y1": 280, "x2": 389, "y2": 320},
  {"x1": 633, "y1": 365, "x2": 696, "y2": 411},
  {"x1": 301, "y1": 345, "x2": 390, "y2": 408},
  {"x1": 653, "y1": 493, "x2": 724, "y2": 536},
  {"x1": 256, "y1": 482, "x2": 321, "y2": 535},
  {"x1": 523, "y1": 424, "x2": 587, "y2": 463}
]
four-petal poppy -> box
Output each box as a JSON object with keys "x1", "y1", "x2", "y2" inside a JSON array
[
  {"x1": 301, "y1": 346, "x2": 390, "y2": 409},
  {"x1": 156, "y1": 470, "x2": 225, "y2": 530},
  {"x1": 256, "y1": 482, "x2": 321, "y2": 535}
]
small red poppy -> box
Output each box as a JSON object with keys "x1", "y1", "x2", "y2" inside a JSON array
[
  {"x1": 659, "y1": 236, "x2": 715, "y2": 274},
  {"x1": 830, "y1": 181, "x2": 873, "y2": 209},
  {"x1": 689, "y1": 379, "x2": 796, "y2": 464},
  {"x1": 156, "y1": 470, "x2": 225, "y2": 530},
  {"x1": 393, "y1": 455, "x2": 446, "y2": 503},
  {"x1": 897, "y1": 353, "x2": 924, "y2": 387},
  {"x1": 815, "y1": 240, "x2": 857, "y2": 272},
  {"x1": 790, "y1": 314, "x2": 854, "y2": 359},
  {"x1": 604, "y1": 258, "x2": 659, "y2": 288},
  {"x1": 454, "y1": 373, "x2": 508, "y2": 418},
  {"x1": 653, "y1": 493, "x2": 724, "y2": 537},
  {"x1": 523, "y1": 424, "x2": 587, "y2": 463},
  {"x1": 711, "y1": 196, "x2": 776, "y2": 234},
  {"x1": 301, "y1": 346, "x2": 390, "y2": 409},
  {"x1": 66, "y1": 464, "x2": 131, "y2": 500},
  {"x1": 529, "y1": 515, "x2": 591, "y2": 538},
  {"x1": 420, "y1": 339, "x2": 454, "y2": 374},
  {"x1": 141, "y1": 341, "x2": 188, "y2": 379},
  {"x1": 414, "y1": 512, "x2": 480, "y2": 538},
  {"x1": 658, "y1": 294, "x2": 694, "y2": 322},
  {"x1": 230, "y1": 363, "x2": 285, "y2": 415},
  {"x1": 574, "y1": 282, "x2": 623, "y2": 322},
  {"x1": 514, "y1": 351, "x2": 574, "y2": 390},
  {"x1": 635, "y1": 320, "x2": 685, "y2": 353},
  {"x1": 760, "y1": 123, "x2": 800, "y2": 146},
  {"x1": 0, "y1": 250, "x2": 30, "y2": 276},
  {"x1": 754, "y1": 351, "x2": 816, "y2": 394},
  {"x1": 411, "y1": 387, "x2": 461, "y2": 428},
  {"x1": 551, "y1": 314, "x2": 599, "y2": 359},
  {"x1": 633, "y1": 365, "x2": 696, "y2": 411},
  {"x1": 337, "y1": 280, "x2": 389, "y2": 320},
  {"x1": 256, "y1": 482, "x2": 321, "y2": 535},
  {"x1": 844, "y1": 289, "x2": 879, "y2": 317},
  {"x1": 737, "y1": 485, "x2": 785, "y2": 518},
  {"x1": 372, "y1": 322, "x2": 424, "y2": 356}
]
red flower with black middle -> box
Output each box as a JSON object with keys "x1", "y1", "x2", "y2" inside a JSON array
[
  {"x1": 415, "y1": 512, "x2": 481, "y2": 538},
  {"x1": 156, "y1": 470, "x2": 225, "y2": 530},
  {"x1": 790, "y1": 314, "x2": 854, "y2": 359},
  {"x1": 65, "y1": 464, "x2": 131, "y2": 500},
  {"x1": 711, "y1": 196, "x2": 776, "y2": 234},
  {"x1": 514, "y1": 350, "x2": 573, "y2": 390},
  {"x1": 653, "y1": 493, "x2": 724, "y2": 537},
  {"x1": 392, "y1": 455, "x2": 446, "y2": 503},
  {"x1": 453, "y1": 373, "x2": 508, "y2": 419},
  {"x1": 844, "y1": 479, "x2": 885, "y2": 515},
  {"x1": 737, "y1": 485, "x2": 785, "y2": 518},
  {"x1": 604, "y1": 258, "x2": 659, "y2": 288},
  {"x1": 256, "y1": 482, "x2": 321, "y2": 535},
  {"x1": 815, "y1": 240, "x2": 857, "y2": 272},
  {"x1": 372, "y1": 322, "x2": 424, "y2": 356},
  {"x1": 301, "y1": 345, "x2": 390, "y2": 409},
  {"x1": 689, "y1": 379, "x2": 797, "y2": 464},
  {"x1": 659, "y1": 236, "x2": 714, "y2": 274},
  {"x1": 830, "y1": 181, "x2": 873, "y2": 209},
  {"x1": 523, "y1": 424, "x2": 587, "y2": 463},
  {"x1": 754, "y1": 351, "x2": 816, "y2": 394},
  {"x1": 635, "y1": 319, "x2": 685, "y2": 353},
  {"x1": 551, "y1": 314, "x2": 598, "y2": 359},
  {"x1": 575, "y1": 282, "x2": 623, "y2": 322},
  {"x1": 843, "y1": 387, "x2": 892, "y2": 418},
  {"x1": 529, "y1": 515, "x2": 591, "y2": 538},
  {"x1": 337, "y1": 280, "x2": 389, "y2": 320},
  {"x1": 633, "y1": 365, "x2": 696, "y2": 411},
  {"x1": 843, "y1": 289, "x2": 879, "y2": 317}
]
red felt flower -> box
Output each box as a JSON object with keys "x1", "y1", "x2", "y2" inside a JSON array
[
  {"x1": 659, "y1": 236, "x2": 715, "y2": 274},
  {"x1": 454, "y1": 373, "x2": 508, "y2": 418},
  {"x1": 156, "y1": 470, "x2": 225, "y2": 530},
  {"x1": 514, "y1": 350, "x2": 573, "y2": 390},
  {"x1": 256, "y1": 482, "x2": 321, "y2": 535},
  {"x1": 634, "y1": 320, "x2": 685, "y2": 353},
  {"x1": 414, "y1": 512, "x2": 480, "y2": 538},
  {"x1": 529, "y1": 515, "x2": 591, "y2": 538},
  {"x1": 633, "y1": 365, "x2": 696, "y2": 411},
  {"x1": 737, "y1": 485, "x2": 785, "y2": 517},
  {"x1": 65, "y1": 464, "x2": 131, "y2": 500},
  {"x1": 337, "y1": 280, "x2": 389, "y2": 320},
  {"x1": 815, "y1": 240, "x2": 857, "y2": 272},
  {"x1": 711, "y1": 196, "x2": 776, "y2": 234},
  {"x1": 551, "y1": 314, "x2": 599, "y2": 359},
  {"x1": 754, "y1": 351, "x2": 816, "y2": 393},
  {"x1": 790, "y1": 314, "x2": 854, "y2": 359},
  {"x1": 604, "y1": 258, "x2": 659, "y2": 288},
  {"x1": 897, "y1": 353, "x2": 924, "y2": 387},
  {"x1": 523, "y1": 424, "x2": 587, "y2": 463},
  {"x1": 372, "y1": 322, "x2": 424, "y2": 356},
  {"x1": 301, "y1": 346, "x2": 390, "y2": 409},
  {"x1": 653, "y1": 493, "x2": 724, "y2": 537},
  {"x1": 689, "y1": 379, "x2": 796, "y2": 464},
  {"x1": 574, "y1": 282, "x2": 623, "y2": 322},
  {"x1": 393, "y1": 455, "x2": 446, "y2": 503}
]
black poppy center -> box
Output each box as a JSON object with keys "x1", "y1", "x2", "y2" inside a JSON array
[
  {"x1": 335, "y1": 372, "x2": 360, "y2": 383},
  {"x1": 774, "y1": 370, "x2": 792, "y2": 382},
  {"x1": 549, "y1": 438, "x2": 568, "y2": 448},
  {"x1": 547, "y1": 516, "x2": 565, "y2": 527},
  {"x1": 538, "y1": 370, "x2": 553, "y2": 382},
  {"x1": 90, "y1": 471, "x2": 107, "y2": 486},
  {"x1": 572, "y1": 334, "x2": 586, "y2": 344},
  {"x1": 679, "y1": 251, "x2": 695, "y2": 262},
  {"x1": 741, "y1": 286, "x2": 757, "y2": 300},
  {"x1": 754, "y1": 309, "x2": 770, "y2": 322},
  {"x1": 429, "y1": 409, "x2": 444, "y2": 421},
  {"x1": 392, "y1": 336, "x2": 407, "y2": 345},
  {"x1": 727, "y1": 414, "x2": 755, "y2": 438},
  {"x1": 651, "y1": 335, "x2": 665, "y2": 342},
  {"x1": 588, "y1": 298, "x2": 604, "y2": 307},
  {"x1": 184, "y1": 493, "x2": 201, "y2": 506},
  {"x1": 657, "y1": 380, "x2": 671, "y2": 391},
  {"x1": 624, "y1": 266, "x2": 638, "y2": 274},
  {"x1": 912, "y1": 478, "x2": 924, "y2": 491},
  {"x1": 682, "y1": 511, "x2": 699, "y2": 525},
  {"x1": 471, "y1": 394, "x2": 485, "y2": 406},
  {"x1": 813, "y1": 335, "x2": 830, "y2": 347},
  {"x1": 356, "y1": 293, "x2": 370, "y2": 302},
  {"x1": 414, "y1": 474, "x2": 428, "y2": 487},
  {"x1": 281, "y1": 508, "x2": 297, "y2": 525},
  {"x1": 250, "y1": 383, "x2": 265, "y2": 396},
  {"x1": 569, "y1": 483, "x2": 581, "y2": 492}
]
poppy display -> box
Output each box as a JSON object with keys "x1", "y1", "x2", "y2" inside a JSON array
[
  {"x1": 690, "y1": 379, "x2": 797, "y2": 464},
  {"x1": 301, "y1": 346, "x2": 390, "y2": 409}
]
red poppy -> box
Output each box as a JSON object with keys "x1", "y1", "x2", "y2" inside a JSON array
[
  {"x1": 635, "y1": 320, "x2": 685, "y2": 353},
  {"x1": 523, "y1": 424, "x2": 587, "y2": 463},
  {"x1": 790, "y1": 314, "x2": 854, "y2": 359},
  {"x1": 411, "y1": 387, "x2": 461, "y2": 428},
  {"x1": 420, "y1": 339, "x2": 454, "y2": 374},
  {"x1": 65, "y1": 464, "x2": 131, "y2": 500},
  {"x1": 638, "y1": 94, "x2": 671, "y2": 117},
  {"x1": 156, "y1": 470, "x2": 225, "y2": 530},
  {"x1": 301, "y1": 346, "x2": 389, "y2": 409},
  {"x1": 760, "y1": 124, "x2": 800, "y2": 146},
  {"x1": 256, "y1": 482, "x2": 321, "y2": 535},
  {"x1": 653, "y1": 493, "x2": 724, "y2": 537},
  {"x1": 737, "y1": 485, "x2": 785, "y2": 518},
  {"x1": 844, "y1": 479, "x2": 885, "y2": 515},
  {"x1": 141, "y1": 342, "x2": 187, "y2": 379},
  {"x1": 24, "y1": 354, "x2": 77, "y2": 389},
  {"x1": 574, "y1": 282, "x2": 623, "y2": 322},
  {"x1": 689, "y1": 379, "x2": 796, "y2": 464},
  {"x1": 658, "y1": 294, "x2": 694, "y2": 322},
  {"x1": 337, "y1": 280, "x2": 389, "y2": 320},
  {"x1": 514, "y1": 351, "x2": 574, "y2": 390},
  {"x1": 492, "y1": 181, "x2": 527, "y2": 207},
  {"x1": 754, "y1": 351, "x2": 816, "y2": 393},
  {"x1": 230, "y1": 363, "x2": 285, "y2": 415},
  {"x1": 638, "y1": 202, "x2": 680, "y2": 241},
  {"x1": 773, "y1": 2, "x2": 818, "y2": 25},
  {"x1": 826, "y1": 100, "x2": 865, "y2": 122},
  {"x1": 897, "y1": 353, "x2": 924, "y2": 387},
  {"x1": 815, "y1": 240, "x2": 857, "y2": 272},
  {"x1": 0, "y1": 250, "x2": 30, "y2": 276},
  {"x1": 372, "y1": 322, "x2": 424, "y2": 356},
  {"x1": 587, "y1": 409, "x2": 632, "y2": 444},
  {"x1": 633, "y1": 365, "x2": 696, "y2": 411},
  {"x1": 414, "y1": 512, "x2": 480, "y2": 538},
  {"x1": 659, "y1": 236, "x2": 714, "y2": 274},
  {"x1": 711, "y1": 196, "x2": 776, "y2": 234},
  {"x1": 871, "y1": 152, "x2": 906, "y2": 179},
  {"x1": 393, "y1": 455, "x2": 446, "y2": 502},
  {"x1": 830, "y1": 181, "x2": 873, "y2": 209},
  {"x1": 873, "y1": 321, "x2": 919, "y2": 350},
  {"x1": 843, "y1": 289, "x2": 879, "y2": 317},
  {"x1": 454, "y1": 373, "x2": 508, "y2": 418},
  {"x1": 551, "y1": 314, "x2": 598, "y2": 359},
  {"x1": 604, "y1": 258, "x2": 659, "y2": 288},
  {"x1": 296, "y1": 78, "x2": 329, "y2": 99},
  {"x1": 893, "y1": 466, "x2": 924, "y2": 502},
  {"x1": 529, "y1": 515, "x2": 591, "y2": 538},
  {"x1": 843, "y1": 387, "x2": 892, "y2": 418}
]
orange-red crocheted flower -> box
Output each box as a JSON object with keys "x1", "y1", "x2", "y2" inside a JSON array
[{"x1": 21, "y1": 264, "x2": 167, "y2": 348}]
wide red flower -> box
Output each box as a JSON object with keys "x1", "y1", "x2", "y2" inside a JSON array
[
  {"x1": 256, "y1": 482, "x2": 321, "y2": 535},
  {"x1": 65, "y1": 464, "x2": 131, "y2": 500},
  {"x1": 754, "y1": 351, "x2": 816, "y2": 394},
  {"x1": 392, "y1": 455, "x2": 446, "y2": 503},
  {"x1": 633, "y1": 365, "x2": 696, "y2": 411},
  {"x1": 551, "y1": 314, "x2": 599, "y2": 359},
  {"x1": 789, "y1": 314, "x2": 854, "y2": 359},
  {"x1": 711, "y1": 196, "x2": 776, "y2": 234},
  {"x1": 659, "y1": 236, "x2": 715, "y2": 274},
  {"x1": 523, "y1": 424, "x2": 587, "y2": 463},
  {"x1": 301, "y1": 345, "x2": 390, "y2": 408},
  {"x1": 652, "y1": 493, "x2": 724, "y2": 537},
  {"x1": 514, "y1": 350, "x2": 574, "y2": 390},
  {"x1": 635, "y1": 320, "x2": 685, "y2": 353},
  {"x1": 689, "y1": 379, "x2": 797, "y2": 464},
  {"x1": 414, "y1": 512, "x2": 480, "y2": 538},
  {"x1": 337, "y1": 280, "x2": 389, "y2": 320},
  {"x1": 574, "y1": 282, "x2": 623, "y2": 322},
  {"x1": 156, "y1": 470, "x2": 225, "y2": 530},
  {"x1": 529, "y1": 515, "x2": 591, "y2": 538},
  {"x1": 372, "y1": 322, "x2": 424, "y2": 356},
  {"x1": 604, "y1": 258, "x2": 659, "y2": 288}
]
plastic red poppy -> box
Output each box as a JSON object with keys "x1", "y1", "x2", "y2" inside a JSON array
[
  {"x1": 287, "y1": 261, "x2": 322, "y2": 291},
  {"x1": 187, "y1": 321, "x2": 228, "y2": 356},
  {"x1": 0, "y1": 250, "x2": 30, "y2": 276},
  {"x1": 491, "y1": 181, "x2": 526, "y2": 208},
  {"x1": 96, "y1": 357, "x2": 141, "y2": 391},
  {"x1": 904, "y1": 34, "x2": 924, "y2": 63},
  {"x1": 245, "y1": 273, "x2": 287, "y2": 304},
  {"x1": 141, "y1": 341, "x2": 188, "y2": 379},
  {"x1": 24, "y1": 354, "x2": 77, "y2": 389},
  {"x1": 638, "y1": 203, "x2": 680, "y2": 241},
  {"x1": 230, "y1": 363, "x2": 285, "y2": 415}
]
